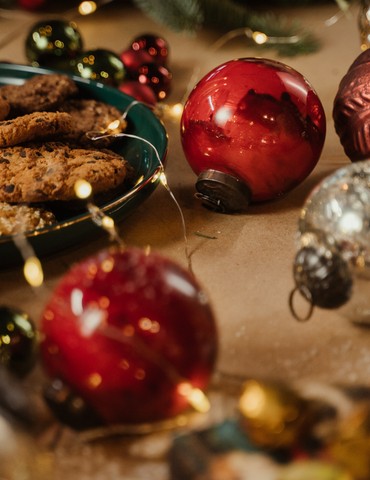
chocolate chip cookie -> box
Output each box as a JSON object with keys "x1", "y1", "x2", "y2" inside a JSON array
[
  {"x1": 0, "y1": 202, "x2": 56, "y2": 235},
  {"x1": 0, "y1": 74, "x2": 78, "y2": 116},
  {"x1": 0, "y1": 111, "x2": 73, "y2": 147},
  {"x1": 59, "y1": 98, "x2": 126, "y2": 147},
  {"x1": 0, "y1": 97, "x2": 10, "y2": 121},
  {"x1": 0, "y1": 142, "x2": 129, "y2": 203}
]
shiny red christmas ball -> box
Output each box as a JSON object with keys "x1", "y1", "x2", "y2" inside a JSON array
[
  {"x1": 40, "y1": 247, "x2": 217, "y2": 426},
  {"x1": 130, "y1": 33, "x2": 169, "y2": 65},
  {"x1": 118, "y1": 80, "x2": 157, "y2": 106},
  {"x1": 180, "y1": 58, "x2": 326, "y2": 212}
]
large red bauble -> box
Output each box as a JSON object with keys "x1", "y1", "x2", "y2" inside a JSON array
[
  {"x1": 39, "y1": 247, "x2": 218, "y2": 425},
  {"x1": 180, "y1": 58, "x2": 326, "y2": 212}
]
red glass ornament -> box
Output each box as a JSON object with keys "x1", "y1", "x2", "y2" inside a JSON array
[
  {"x1": 136, "y1": 62, "x2": 172, "y2": 101},
  {"x1": 18, "y1": 0, "x2": 45, "y2": 9},
  {"x1": 180, "y1": 58, "x2": 326, "y2": 212},
  {"x1": 118, "y1": 80, "x2": 157, "y2": 106},
  {"x1": 130, "y1": 33, "x2": 169, "y2": 65},
  {"x1": 40, "y1": 247, "x2": 217, "y2": 426},
  {"x1": 119, "y1": 48, "x2": 153, "y2": 78}
]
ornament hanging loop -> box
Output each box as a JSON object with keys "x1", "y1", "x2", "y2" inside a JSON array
[{"x1": 289, "y1": 286, "x2": 314, "y2": 322}]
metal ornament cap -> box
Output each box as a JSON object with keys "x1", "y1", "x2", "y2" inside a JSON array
[{"x1": 195, "y1": 169, "x2": 252, "y2": 213}]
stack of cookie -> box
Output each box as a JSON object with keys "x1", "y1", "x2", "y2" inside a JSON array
[{"x1": 0, "y1": 73, "x2": 129, "y2": 236}]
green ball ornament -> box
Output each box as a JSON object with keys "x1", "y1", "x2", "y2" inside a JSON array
[
  {"x1": 25, "y1": 19, "x2": 83, "y2": 69},
  {"x1": 0, "y1": 306, "x2": 37, "y2": 377},
  {"x1": 72, "y1": 49, "x2": 126, "y2": 86}
]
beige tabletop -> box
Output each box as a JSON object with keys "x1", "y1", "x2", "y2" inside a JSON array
[{"x1": 0, "y1": 3, "x2": 369, "y2": 476}]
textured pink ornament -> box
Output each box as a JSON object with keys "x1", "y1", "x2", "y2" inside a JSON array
[
  {"x1": 181, "y1": 58, "x2": 326, "y2": 212},
  {"x1": 40, "y1": 247, "x2": 217, "y2": 425},
  {"x1": 333, "y1": 49, "x2": 370, "y2": 161}
]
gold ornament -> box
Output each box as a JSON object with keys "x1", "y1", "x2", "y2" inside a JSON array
[
  {"x1": 279, "y1": 460, "x2": 353, "y2": 480},
  {"x1": 238, "y1": 379, "x2": 311, "y2": 449},
  {"x1": 326, "y1": 404, "x2": 370, "y2": 480}
]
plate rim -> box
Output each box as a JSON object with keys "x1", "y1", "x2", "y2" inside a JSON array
[{"x1": 0, "y1": 63, "x2": 168, "y2": 247}]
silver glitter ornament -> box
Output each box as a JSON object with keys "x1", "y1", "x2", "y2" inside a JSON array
[{"x1": 290, "y1": 160, "x2": 370, "y2": 324}]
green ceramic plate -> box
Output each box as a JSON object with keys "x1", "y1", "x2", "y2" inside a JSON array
[{"x1": 0, "y1": 63, "x2": 168, "y2": 268}]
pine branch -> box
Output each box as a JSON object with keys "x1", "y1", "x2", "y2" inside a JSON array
[
  {"x1": 131, "y1": 0, "x2": 204, "y2": 32},
  {"x1": 132, "y1": 0, "x2": 320, "y2": 56},
  {"x1": 200, "y1": 0, "x2": 320, "y2": 56}
]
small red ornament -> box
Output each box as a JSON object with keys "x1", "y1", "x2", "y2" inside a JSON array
[
  {"x1": 40, "y1": 247, "x2": 217, "y2": 426},
  {"x1": 180, "y1": 58, "x2": 326, "y2": 213},
  {"x1": 119, "y1": 48, "x2": 153, "y2": 78},
  {"x1": 118, "y1": 80, "x2": 157, "y2": 106},
  {"x1": 130, "y1": 33, "x2": 169, "y2": 66},
  {"x1": 136, "y1": 62, "x2": 172, "y2": 101},
  {"x1": 18, "y1": 0, "x2": 45, "y2": 10}
]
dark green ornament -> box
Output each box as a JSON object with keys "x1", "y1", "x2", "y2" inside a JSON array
[
  {"x1": 25, "y1": 19, "x2": 83, "y2": 70},
  {"x1": 43, "y1": 378, "x2": 103, "y2": 431},
  {"x1": 72, "y1": 49, "x2": 126, "y2": 86},
  {"x1": 0, "y1": 306, "x2": 37, "y2": 377}
]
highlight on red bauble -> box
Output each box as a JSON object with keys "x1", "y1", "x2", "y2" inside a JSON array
[{"x1": 40, "y1": 247, "x2": 218, "y2": 426}]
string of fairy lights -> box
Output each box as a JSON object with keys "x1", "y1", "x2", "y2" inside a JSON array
[
  {"x1": 0, "y1": 0, "x2": 359, "y2": 419},
  {"x1": 8, "y1": 0, "x2": 352, "y2": 289}
]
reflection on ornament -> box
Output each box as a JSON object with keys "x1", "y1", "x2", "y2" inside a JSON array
[
  {"x1": 40, "y1": 247, "x2": 217, "y2": 426},
  {"x1": 72, "y1": 49, "x2": 126, "y2": 86},
  {"x1": 333, "y1": 48, "x2": 370, "y2": 162},
  {"x1": 25, "y1": 19, "x2": 83, "y2": 69},
  {"x1": 291, "y1": 160, "x2": 370, "y2": 324},
  {"x1": 130, "y1": 33, "x2": 169, "y2": 66},
  {"x1": 181, "y1": 58, "x2": 326, "y2": 213},
  {"x1": 0, "y1": 306, "x2": 37, "y2": 377},
  {"x1": 238, "y1": 379, "x2": 311, "y2": 449}
]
